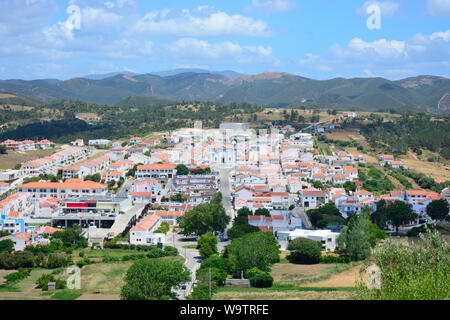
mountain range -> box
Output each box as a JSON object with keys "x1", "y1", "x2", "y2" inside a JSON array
[{"x1": 0, "y1": 71, "x2": 448, "y2": 114}]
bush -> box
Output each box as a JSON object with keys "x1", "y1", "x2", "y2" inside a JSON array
[
  {"x1": 245, "y1": 267, "x2": 273, "y2": 288},
  {"x1": 35, "y1": 274, "x2": 66, "y2": 291},
  {"x1": 46, "y1": 253, "x2": 67, "y2": 269},
  {"x1": 187, "y1": 283, "x2": 211, "y2": 300},
  {"x1": 320, "y1": 254, "x2": 351, "y2": 264},
  {"x1": 146, "y1": 248, "x2": 166, "y2": 259},
  {"x1": 163, "y1": 246, "x2": 178, "y2": 257},
  {"x1": 287, "y1": 238, "x2": 322, "y2": 264},
  {"x1": 4, "y1": 268, "x2": 31, "y2": 283}
]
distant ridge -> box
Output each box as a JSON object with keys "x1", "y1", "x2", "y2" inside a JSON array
[{"x1": 0, "y1": 72, "x2": 448, "y2": 114}]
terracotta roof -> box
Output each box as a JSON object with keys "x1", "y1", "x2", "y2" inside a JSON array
[
  {"x1": 138, "y1": 163, "x2": 177, "y2": 170},
  {"x1": 19, "y1": 181, "x2": 107, "y2": 190}
]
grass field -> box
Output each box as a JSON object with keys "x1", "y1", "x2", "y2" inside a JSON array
[
  {"x1": 0, "y1": 148, "x2": 60, "y2": 169},
  {"x1": 213, "y1": 255, "x2": 362, "y2": 300}
]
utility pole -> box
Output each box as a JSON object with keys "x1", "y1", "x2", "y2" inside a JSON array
[{"x1": 208, "y1": 268, "x2": 212, "y2": 298}]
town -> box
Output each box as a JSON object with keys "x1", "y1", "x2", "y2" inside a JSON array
[{"x1": 0, "y1": 115, "x2": 448, "y2": 300}]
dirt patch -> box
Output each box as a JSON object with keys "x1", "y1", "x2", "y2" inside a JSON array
[
  {"x1": 76, "y1": 294, "x2": 120, "y2": 300},
  {"x1": 399, "y1": 155, "x2": 450, "y2": 180},
  {"x1": 271, "y1": 263, "x2": 329, "y2": 283},
  {"x1": 0, "y1": 270, "x2": 16, "y2": 285},
  {"x1": 0, "y1": 94, "x2": 17, "y2": 99},
  {"x1": 213, "y1": 290, "x2": 352, "y2": 300},
  {"x1": 303, "y1": 265, "x2": 364, "y2": 288},
  {"x1": 0, "y1": 148, "x2": 60, "y2": 169}
]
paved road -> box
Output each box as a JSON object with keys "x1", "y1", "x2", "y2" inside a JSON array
[
  {"x1": 167, "y1": 230, "x2": 201, "y2": 300},
  {"x1": 219, "y1": 168, "x2": 235, "y2": 234},
  {"x1": 293, "y1": 206, "x2": 312, "y2": 229}
]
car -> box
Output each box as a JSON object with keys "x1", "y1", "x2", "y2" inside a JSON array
[{"x1": 181, "y1": 285, "x2": 187, "y2": 290}]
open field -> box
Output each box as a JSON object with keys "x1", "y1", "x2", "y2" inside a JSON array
[
  {"x1": 213, "y1": 289, "x2": 353, "y2": 300},
  {"x1": 399, "y1": 153, "x2": 450, "y2": 181},
  {"x1": 0, "y1": 148, "x2": 61, "y2": 169},
  {"x1": 0, "y1": 270, "x2": 16, "y2": 285}
]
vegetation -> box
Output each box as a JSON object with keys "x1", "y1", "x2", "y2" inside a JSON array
[
  {"x1": 223, "y1": 232, "x2": 280, "y2": 273},
  {"x1": 120, "y1": 258, "x2": 190, "y2": 300},
  {"x1": 371, "y1": 200, "x2": 417, "y2": 232},
  {"x1": 426, "y1": 199, "x2": 450, "y2": 222},
  {"x1": 35, "y1": 273, "x2": 66, "y2": 291},
  {"x1": 227, "y1": 207, "x2": 260, "y2": 239},
  {"x1": 307, "y1": 203, "x2": 345, "y2": 229},
  {"x1": 177, "y1": 193, "x2": 230, "y2": 236},
  {"x1": 245, "y1": 267, "x2": 274, "y2": 288},
  {"x1": 0, "y1": 239, "x2": 14, "y2": 253},
  {"x1": 197, "y1": 232, "x2": 218, "y2": 260},
  {"x1": 357, "y1": 226, "x2": 449, "y2": 300},
  {"x1": 359, "y1": 114, "x2": 450, "y2": 159},
  {"x1": 337, "y1": 208, "x2": 384, "y2": 261},
  {"x1": 287, "y1": 238, "x2": 322, "y2": 264}
]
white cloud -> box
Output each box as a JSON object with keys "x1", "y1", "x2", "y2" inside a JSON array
[
  {"x1": 244, "y1": 0, "x2": 296, "y2": 15},
  {"x1": 128, "y1": 6, "x2": 273, "y2": 37},
  {"x1": 166, "y1": 38, "x2": 279, "y2": 65},
  {"x1": 356, "y1": 1, "x2": 401, "y2": 17},
  {"x1": 426, "y1": 0, "x2": 450, "y2": 17},
  {"x1": 298, "y1": 29, "x2": 450, "y2": 79}
]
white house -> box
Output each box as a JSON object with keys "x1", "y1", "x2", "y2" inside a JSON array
[
  {"x1": 130, "y1": 214, "x2": 164, "y2": 245},
  {"x1": 277, "y1": 229, "x2": 340, "y2": 251}
]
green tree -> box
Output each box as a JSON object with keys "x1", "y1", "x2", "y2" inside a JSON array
[
  {"x1": 337, "y1": 208, "x2": 373, "y2": 261},
  {"x1": 177, "y1": 193, "x2": 229, "y2": 236},
  {"x1": 343, "y1": 181, "x2": 356, "y2": 193},
  {"x1": 175, "y1": 164, "x2": 189, "y2": 176},
  {"x1": 426, "y1": 199, "x2": 449, "y2": 222},
  {"x1": 0, "y1": 145, "x2": 7, "y2": 154},
  {"x1": 245, "y1": 267, "x2": 273, "y2": 288},
  {"x1": 120, "y1": 259, "x2": 190, "y2": 300},
  {"x1": 0, "y1": 239, "x2": 14, "y2": 253},
  {"x1": 386, "y1": 200, "x2": 417, "y2": 233},
  {"x1": 371, "y1": 199, "x2": 388, "y2": 229},
  {"x1": 254, "y1": 208, "x2": 271, "y2": 217},
  {"x1": 224, "y1": 232, "x2": 280, "y2": 273},
  {"x1": 287, "y1": 237, "x2": 322, "y2": 264},
  {"x1": 197, "y1": 232, "x2": 218, "y2": 259}
]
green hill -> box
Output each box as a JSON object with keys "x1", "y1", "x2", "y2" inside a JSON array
[{"x1": 0, "y1": 73, "x2": 448, "y2": 114}]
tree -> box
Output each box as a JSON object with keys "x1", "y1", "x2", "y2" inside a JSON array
[
  {"x1": 426, "y1": 199, "x2": 449, "y2": 222},
  {"x1": 254, "y1": 208, "x2": 270, "y2": 217},
  {"x1": 337, "y1": 208, "x2": 373, "y2": 261},
  {"x1": 0, "y1": 145, "x2": 7, "y2": 154},
  {"x1": 175, "y1": 164, "x2": 189, "y2": 176},
  {"x1": 245, "y1": 267, "x2": 273, "y2": 288},
  {"x1": 177, "y1": 193, "x2": 229, "y2": 236},
  {"x1": 121, "y1": 259, "x2": 190, "y2": 300},
  {"x1": 371, "y1": 199, "x2": 388, "y2": 229},
  {"x1": 343, "y1": 181, "x2": 356, "y2": 193},
  {"x1": 287, "y1": 237, "x2": 322, "y2": 264},
  {"x1": 224, "y1": 232, "x2": 280, "y2": 273},
  {"x1": 386, "y1": 200, "x2": 417, "y2": 233},
  {"x1": 0, "y1": 239, "x2": 14, "y2": 253},
  {"x1": 197, "y1": 232, "x2": 218, "y2": 259}
]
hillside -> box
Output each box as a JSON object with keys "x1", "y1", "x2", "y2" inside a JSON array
[{"x1": 0, "y1": 73, "x2": 448, "y2": 113}]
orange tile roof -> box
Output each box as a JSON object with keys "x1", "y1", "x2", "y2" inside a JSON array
[
  {"x1": 19, "y1": 181, "x2": 107, "y2": 190},
  {"x1": 132, "y1": 215, "x2": 161, "y2": 231},
  {"x1": 138, "y1": 163, "x2": 177, "y2": 170}
]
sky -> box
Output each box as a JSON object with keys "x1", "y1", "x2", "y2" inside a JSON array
[{"x1": 0, "y1": 0, "x2": 449, "y2": 80}]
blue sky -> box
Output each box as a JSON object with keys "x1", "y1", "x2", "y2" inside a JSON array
[{"x1": 0, "y1": 0, "x2": 449, "y2": 80}]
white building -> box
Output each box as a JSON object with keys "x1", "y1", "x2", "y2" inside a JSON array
[
  {"x1": 277, "y1": 229, "x2": 340, "y2": 251},
  {"x1": 130, "y1": 214, "x2": 164, "y2": 245}
]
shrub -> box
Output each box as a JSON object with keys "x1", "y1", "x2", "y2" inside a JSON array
[
  {"x1": 163, "y1": 246, "x2": 178, "y2": 257},
  {"x1": 46, "y1": 253, "x2": 67, "y2": 269},
  {"x1": 4, "y1": 268, "x2": 31, "y2": 283},
  {"x1": 146, "y1": 248, "x2": 166, "y2": 259},
  {"x1": 187, "y1": 283, "x2": 211, "y2": 300},
  {"x1": 320, "y1": 254, "x2": 351, "y2": 264},
  {"x1": 287, "y1": 238, "x2": 322, "y2": 264},
  {"x1": 245, "y1": 267, "x2": 273, "y2": 288},
  {"x1": 36, "y1": 274, "x2": 66, "y2": 291}
]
